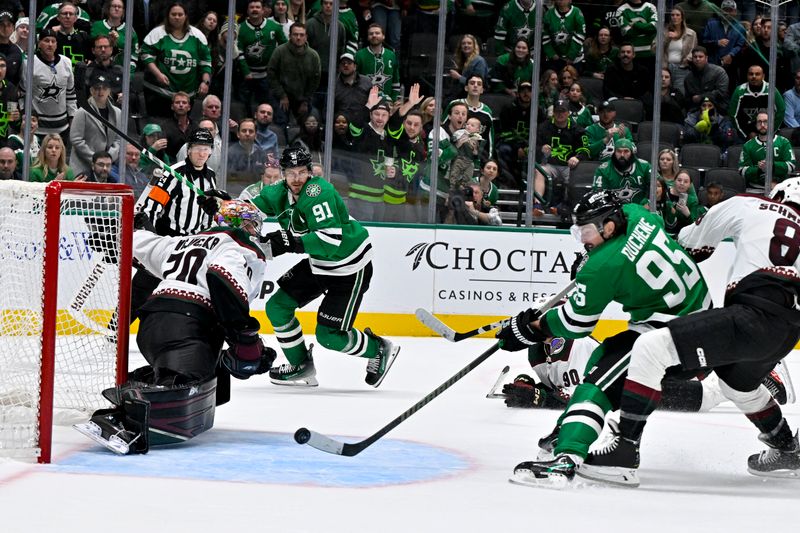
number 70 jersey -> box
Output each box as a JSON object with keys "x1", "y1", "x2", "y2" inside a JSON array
[
  {"x1": 133, "y1": 227, "x2": 267, "y2": 311},
  {"x1": 545, "y1": 203, "x2": 711, "y2": 339},
  {"x1": 678, "y1": 194, "x2": 800, "y2": 285}
]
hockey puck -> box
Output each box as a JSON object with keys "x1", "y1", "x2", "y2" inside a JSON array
[{"x1": 294, "y1": 428, "x2": 311, "y2": 444}]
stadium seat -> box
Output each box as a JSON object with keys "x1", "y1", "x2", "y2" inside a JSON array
[
  {"x1": 568, "y1": 160, "x2": 601, "y2": 202},
  {"x1": 703, "y1": 168, "x2": 746, "y2": 193},
  {"x1": 680, "y1": 143, "x2": 721, "y2": 170},
  {"x1": 636, "y1": 141, "x2": 674, "y2": 161},
  {"x1": 610, "y1": 98, "x2": 644, "y2": 126},
  {"x1": 725, "y1": 145, "x2": 743, "y2": 168},
  {"x1": 636, "y1": 121, "x2": 682, "y2": 146}
]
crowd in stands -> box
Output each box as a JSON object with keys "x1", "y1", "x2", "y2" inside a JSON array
[{"x1": 1, "y1": 1, "x2": 799, "y2": 228}]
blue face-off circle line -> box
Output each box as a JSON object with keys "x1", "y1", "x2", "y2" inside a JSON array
[{"x1": 51, "y1": 429, "x2": 477, "y2": 488}]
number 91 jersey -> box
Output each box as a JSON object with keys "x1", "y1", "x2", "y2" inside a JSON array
[
  {"x1": 133, "y1": 227, "x2": 267, "y2": 310},
  {"x1": 678, "y1": 194, "x2": 800, "y2": 285},
  {"x1": 252, "y1": 177, "x2": 373, "y2": 276},
  {"x1": 544, "y1": 203, "x2": 712, "y2": 339}
]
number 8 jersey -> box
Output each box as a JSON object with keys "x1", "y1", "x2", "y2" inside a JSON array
[
  {"x1": 543, "y1": 203, "x2": 712, "y2": 339},
  {"x1": 252, "y1": 177, "x2": 373, "y2": 276},
  {"x1": 678, "y1": 194, "x2": 800, "y2": 286}
]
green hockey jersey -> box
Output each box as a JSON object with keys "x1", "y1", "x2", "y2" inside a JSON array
[
  {"x1": 542, "y1": 5, "x2": 586, "y2": 62},
  {"x1": 728, "y1": 81, "x2": 786, "y2": 139},
  {"x1": 91, "y1": 20, "x2": 139, "y2": 74},
  {"x1": 494, "y1": 0, "x2": 537, "y2": 55},
  {"x1": 140, "y1": 26, "x2": 213, "y2": 98},
  {"x1": 585, "y1": 122, "x2": 634, "y2": 161},
  {"x1": 238, "y1": 18, "x2": 288, "y2": 79},
  {"x1": 355, "y1": 46, "x2": 401, "y2": 101},
  {"x1": 592, "y1": 157, "x2": 652, "y2": 204},
  {"x1": 252, "y1": 177, "x2": 373, "y2": 276},
  {"x1": 543, "y1": 203, "x2": 710, "y2": 338},
  {"x1": 739, "y1": 134, "x2": 797, "y2": 186},
  {"x1": 614, "y1": 1, "x2": 658, "y2": 57}
]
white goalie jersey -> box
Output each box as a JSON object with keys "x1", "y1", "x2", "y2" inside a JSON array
[
  {"x1": 678, "y1": 194, "x2": 800, "y2": 286},
  {"x1": 133, "y1": 228, "x2": 267, "y2": 311}
]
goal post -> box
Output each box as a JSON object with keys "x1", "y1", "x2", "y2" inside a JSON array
[{"x1": 0, "y1": 181, "x2": 134, "y2": 463}]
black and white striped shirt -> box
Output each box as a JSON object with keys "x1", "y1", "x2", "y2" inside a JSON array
[{"x1": 139, "y1": 160, "x2": 217, "y2": 237}]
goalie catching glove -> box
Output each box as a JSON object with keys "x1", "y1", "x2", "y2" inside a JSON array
[
  {"x1": 221, "y1": 320, "x2": 277, "y2": 379},
  {"x1": 261, "y1": 229, "x2": 305, "y2": 257},
  {"x1": 197, "y1": 189, "x2": 232, "y2": 216},
  {"x1": 503, "y1": 374, "x2": 548, "y2": 408},
  {"x1": 496, "y1": 308, "x2": 546, "y2": 351}
]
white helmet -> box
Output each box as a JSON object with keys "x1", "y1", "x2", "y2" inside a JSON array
[{"x1": 770, "y1": 177, "x2": 800, "y2": 206}]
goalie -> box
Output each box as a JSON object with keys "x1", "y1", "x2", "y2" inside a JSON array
[{"x1": 75, "y1": 201, "x2": 276, "y2": 455}]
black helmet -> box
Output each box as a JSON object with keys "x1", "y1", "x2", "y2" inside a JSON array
[
  {"x1": 280, "y1": 146, "x2": 313, "y2": 170},
  {"x1": 188, "y1": 128, "x2": 215, "y2": 147},
  {"x1": 572, "y1": 190, "x2": 627, "y2": 236}
]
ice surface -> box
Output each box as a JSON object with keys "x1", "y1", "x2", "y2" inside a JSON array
[{"x1": 1, "y1": 336, "x2": 799, "y2": 532}]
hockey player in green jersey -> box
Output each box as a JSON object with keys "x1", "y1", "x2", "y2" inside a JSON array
[
  {"x1": 591, "y1": 138, "x2": 651, "y2": 204},
  {"x1": 738, "y1": 112, "x2": 796, "y2": 189},
  {"x1": 252, "y1": 146, "x2": 400, "y2": 388},
  {"x1": 496, "y1": 190, "x2": 711, "y2": 486}
]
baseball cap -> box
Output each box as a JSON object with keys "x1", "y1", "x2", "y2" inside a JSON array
[
  {"x1": 598, "y1": 100, "x2": 616, "y2": 112},
  {"x1": 142, "y1": 123, "x2": 162, "y2": 136},
  {"x1": 339, "y1": 52, "x2": 355, "y2": 63},
  {"x1": 721, "y1": 0, "x2": 737, "y2": 10},
  {"x1": 38, "y1": 28, "x2": 57, "y2": 41},
  {"x1": 0, "y1": 11, "x2": 14, "y2": 23},
  {"x1": 90, "y1": 73, "x2": 111, "y2": 87},
  {"x1": 553, "y1": 99, "x2": 569, "y2": 112},
  {"x1": 518, "y1": 81, "x2": 532, "y2": 91},
  {"x1": 614, "y1": 138, "x2": 635, "y2": 151},
  {"x1": 371, "y1": 99, "x2": 391, "y2": 113}
]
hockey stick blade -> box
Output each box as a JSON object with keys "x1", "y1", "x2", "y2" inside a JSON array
[
  {"x1": 295, "y1": 342, "x2": 502, "y2": 457},
  {"x1": 486, "y1": 365, "x2": 510, "y2": 398},
  {"x1": 415, "y1": 308, "x2": 508, "y2": 342}
]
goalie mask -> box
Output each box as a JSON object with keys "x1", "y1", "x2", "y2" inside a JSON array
[
  {"x1": 770, "y1": 177, "x2": 800, "y2": 207},
  {"x1": 216, "y1": 200, "x2": 263, "y2": 235}
]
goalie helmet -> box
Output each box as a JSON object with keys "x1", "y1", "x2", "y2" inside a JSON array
[
  {"x1": 572, "y1": 190, "x2": 627, "y2": 237},
  {"x1": 770, "y1": 177, "x2": 800, "y2": 207},
  {"x1": 280, "y1": 146, "x2": 313, "y2": 171},
  {"x1": 216, "y1": 200, "x2": 263, "y2": 234}
]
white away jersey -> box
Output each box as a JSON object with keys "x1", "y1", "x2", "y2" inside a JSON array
[
  {"x1": 133, "y1": 227, "x2": 266, "y2": 312},
  {"x1": 678, "y1": 194, "x2": 800, "y2": 286},
  {"x1": 532, "y1": 336, "x2": 598, "y2": 397}
]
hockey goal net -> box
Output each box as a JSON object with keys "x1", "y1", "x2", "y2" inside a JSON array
[{"x1": 0, "y1": 181, "x2": 134, "y2": 463}]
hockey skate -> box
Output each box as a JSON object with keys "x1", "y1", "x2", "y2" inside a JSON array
[
  {"x1": 762, "y1": 367, "x2": 789, "y2": 405},
  {"x1": 579, "y1": 421, "x2": 640, "y2": 487},
  {"x1": 73, "y1": 412, "x2": 143, "y2": 455},
  {"x1": 747, "y1": 430, "x2": 800, "y2": 478},
  {"x1": 536, "y1": 425, "x2": 560, "y2": 461},
  {"x1": 509, "y1": 454, "x2": 577, "y2": 488},
  {"x1": 364, "y1": 328, "x2": 400, "y2": 388},
  {"x1": 269, "y1": 346, "x2": 318, "y2": 387}
]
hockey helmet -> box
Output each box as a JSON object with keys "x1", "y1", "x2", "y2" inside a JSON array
[
  {"x1": 216, "y1": 200, "x2": 263, "y2": 234},
  {"x1": 188, "y1": 128, "x2": 215, "y2": 147},
  {"x1": 571, "y1": 190, "x2": 627, "y2": 241},
  {"x1": 280, "y1": 146, "x2": 313, "y2": 171},
  {"x1": 770, "y1": 177, "x2": 800, "y2": 207}
]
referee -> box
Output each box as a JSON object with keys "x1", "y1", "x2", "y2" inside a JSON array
[{"x1": 131, "y1": 128, "x2": 228, "y2": 322}]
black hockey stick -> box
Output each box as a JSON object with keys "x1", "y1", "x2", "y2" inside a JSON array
[
  {"x1": 83, "y1": 106, "x2": 206, "y2": 201},
  {"x1": 416, "y1": 278, "x2": 578, "y2": 342},
  {"x1": 294, "y1": 342, "x2": 502, "y2": 456}
]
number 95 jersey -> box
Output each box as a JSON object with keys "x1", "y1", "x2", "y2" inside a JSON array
[
  {"x1": 133, "y1": 227, "x2": 267, "y2": 311},
  {"x1": 679, "y1": 194, "x2": 800, "y2": 286},
  {"x1": 252, "y1": 177, "x2": 373, "y2": 276}
]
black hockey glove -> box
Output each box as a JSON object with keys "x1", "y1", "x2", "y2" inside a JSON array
[
  {"x1": 502, "y1": 374, "x2": 548, "y2": 408},
  {"x1": 496, "y1": 308, "x2": 546, "y2": 352},
  {"x1": 221, "y1": 326, "x2": 277, "y2": 380},
  {"x1": 262, "y1": 229, "x2": 305, "y2": 257},
  {"x1": 569, "y1": 253, "x2": 586, "y2": 281},
  {"x1": 197, "y1": 189, "x2": 232, "y2": 216},
  {"x1": 133, "y1": 211, "x2": 156, "y2": 232}
]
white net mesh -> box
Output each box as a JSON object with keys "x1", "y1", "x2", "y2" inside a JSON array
[{"x1": 0, "y1": 182, "x2": 129, "y2": 459}]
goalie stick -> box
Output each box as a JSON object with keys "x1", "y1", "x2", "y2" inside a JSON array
[{"x1": 294, "y1": 278, "x2": 579, "y2": 456}]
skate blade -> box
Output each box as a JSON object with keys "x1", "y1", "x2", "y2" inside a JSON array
[
  {"x1": 577, "y1": 464, "x2": 640, "y2": 488},
  {"x1": 747, "y1": 467, "x2": 800, "y2": 479},
  {"x1": 269, "y1": 376, "x2": 319, "y2": 387},
  {"x1": 508, "y1": 470, "x2": 572, "y2": 490},
  {"x1": 73, "y1": 422, "x2": 130, "y2": 455},
  {"x1": 369, "y1": 346, "x2": 401, "y2": 389}
]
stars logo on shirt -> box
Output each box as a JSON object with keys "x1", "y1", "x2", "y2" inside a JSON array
[
  {"x1": 40, "y1": 80, "x2": 62, "y2": 101},
  {"x1": 246, "y1": 41, "x2": 266, "y2": 60},
  {"x1": 306, "y1": 183, "x2": 322, "y2": 197}
]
